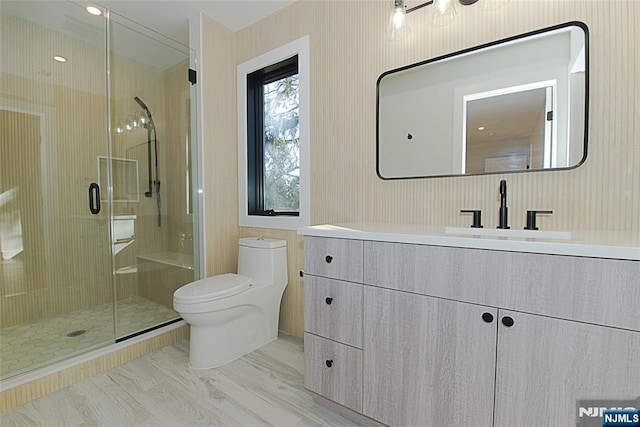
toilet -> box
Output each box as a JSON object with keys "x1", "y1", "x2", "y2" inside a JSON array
[{"x1": 173, "y1": 237, "x2": 288, "y2": 369}]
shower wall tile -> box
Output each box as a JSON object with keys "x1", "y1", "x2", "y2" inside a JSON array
[{"x1": 220, "y1": 0, "x2": 640, "y2": 337}]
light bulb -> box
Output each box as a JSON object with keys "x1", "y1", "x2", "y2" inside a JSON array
[
  {"x1": 137, "y1": 111, "x2": 148, "y2": 126},
  {"x1": 115, "y1": 120, "x2": 124, "y2": 134},
  {"x1": 388, "y1": 0, "x2": 411, "y2": 41},
  {"x1": 86, "y1": 6, "x2": 102, "y2": 16},
  {"x1": 125, "y1": 121, "x2": 132, "y2": 131},
  {"x1": 392, "y1": 7, "x2": 406, "y2": 29},
  {"x1": 430, "y1": 0, "x2": 456, "y2": 27},
  {"x1": 130, "y1": 114, "x2": 139, "y2": 128}
]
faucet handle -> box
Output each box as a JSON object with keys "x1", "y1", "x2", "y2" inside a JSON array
[
  {"x1": 524, "y1": 210, "x2": 553, "y2": 230},
  {"x1": 460, "y1": 210, "x2": 483, "y2": 228}
]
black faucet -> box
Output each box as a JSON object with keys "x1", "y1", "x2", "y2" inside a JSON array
[{"x1": 497, "y1": 179, "x2": 510, "y2": 229}]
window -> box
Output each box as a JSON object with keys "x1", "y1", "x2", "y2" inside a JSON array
[
  {"x1": 238, "y1": 36, "x2": 309, "y2": 230},
  {"x1": 247, "y1": 56, "x2": 299, "y2": 216}
]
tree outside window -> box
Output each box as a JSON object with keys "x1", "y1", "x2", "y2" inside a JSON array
[{"x1": 263, "y1": 75, "x2": 299, "y2": 212}]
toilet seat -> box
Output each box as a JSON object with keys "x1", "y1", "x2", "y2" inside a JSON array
[{"x1": 173, "y1": 273, "x2": 252, "y2": 304}]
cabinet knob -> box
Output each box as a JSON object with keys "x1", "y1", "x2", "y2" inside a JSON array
[
  {"x1": 325, "y1": 359, "x2": 333, "y2": 368},
  {"x1": 482, "y1": 312, "x2": 494, "y2": 323},
  {"x1": 501, "y1": 316, "x2": 515, "y2": 327},
  {"x1": 325, "y1": 255, "x2": 333, "y2": 263},
  {"x1": 325, "y1": 297, "x2": 333, "y2": 305}
]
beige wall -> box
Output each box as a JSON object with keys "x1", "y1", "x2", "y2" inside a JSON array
[
  {"x1": 201, "y1": 0, "x2": 639, "y2": 337},
  {"x1": 199, "y1": 18, "x2": 241, "y2": 277}
]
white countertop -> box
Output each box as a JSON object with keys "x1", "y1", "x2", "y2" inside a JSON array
[{"x1": 298, "y1": 222, "x2": 640, "y2": 261}]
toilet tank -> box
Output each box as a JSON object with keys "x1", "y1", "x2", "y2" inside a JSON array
[{"x1": 238, "y1": 238, "x2": 287, "y2": 286}]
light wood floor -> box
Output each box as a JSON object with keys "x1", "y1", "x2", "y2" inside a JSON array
[{"x1": 0, "y1": 334, "x2": 368, "y2": 426}]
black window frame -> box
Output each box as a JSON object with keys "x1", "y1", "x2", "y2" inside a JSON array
[{"x1": 246, "y1": 55, "x2": 299, "y2": 217}]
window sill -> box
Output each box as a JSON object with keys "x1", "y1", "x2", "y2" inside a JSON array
[{"x1": 239, "y1": 213, "x2": 307, "y2": 231}]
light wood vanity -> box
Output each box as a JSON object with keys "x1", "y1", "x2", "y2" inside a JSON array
[{"x1": 299, "y1": 224, "x2": 640, "y2": 427}]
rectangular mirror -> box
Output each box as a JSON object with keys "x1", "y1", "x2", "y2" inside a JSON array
[{"x1": 377, "y1": 22, "x2": 588, "y2": 179}]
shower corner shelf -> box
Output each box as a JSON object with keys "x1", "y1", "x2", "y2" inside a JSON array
[{"x1": 115, "y1": 265, "x2": 138, "y2": 275}]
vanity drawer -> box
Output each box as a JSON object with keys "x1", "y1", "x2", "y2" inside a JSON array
[
  {"x1": 304, "y1": 333, "x2": 363, "y2": 412},
  {"x1": 304, "y1": 276, "x2": 363, "y2": 348},
  {"x1": 364, "y1": 240, "x2": 640, "y2": 331},
  {"x1": 364, "y1": 241, "x2": 488, "y2": 300},
  {"x1": 304, "y1": 236, "x2": 363, "y2": 283}
]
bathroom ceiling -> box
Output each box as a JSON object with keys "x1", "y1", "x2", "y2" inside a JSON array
[
  {"x1": 1, "y1": 0, "x2": 295, "y2": 73},
  {"x1": 97, "y1": 0, "x2": 297, "y2": 45}
]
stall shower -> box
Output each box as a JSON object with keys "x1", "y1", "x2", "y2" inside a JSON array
[{"x1": 0, "y1": 1, "x2": 200, "y2": 381}]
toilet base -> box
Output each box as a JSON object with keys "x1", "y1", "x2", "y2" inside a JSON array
[{"x1": 187, "y1": 305, "x2": 277, "y2": 369}]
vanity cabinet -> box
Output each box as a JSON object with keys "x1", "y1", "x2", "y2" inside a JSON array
[
  {"x1": 364, "y1": 289, "x2": 640, "y2": 426},
  {"x1": 303, "y1": 236, "x2": 364, "y2": 412},
  {"x1": 302, "y1": 236, "x2": 640, "y2": 426}
]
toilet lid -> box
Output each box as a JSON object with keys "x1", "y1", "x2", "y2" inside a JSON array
[{"x1": 173, "y1": 273, "x2": 251, "y2": 304}]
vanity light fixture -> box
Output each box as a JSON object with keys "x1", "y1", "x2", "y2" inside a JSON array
[{"x1": 389, "y1": 0, "x2": 480, "y2": 41}]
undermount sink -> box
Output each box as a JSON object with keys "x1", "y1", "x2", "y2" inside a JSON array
[{"x1": 444, "y1": 227, "x2": 572, "y2": 240}]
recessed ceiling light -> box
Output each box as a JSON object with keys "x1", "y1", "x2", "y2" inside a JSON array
[
  {"x1": 53, "y1": 55, "x2": 67, "y2": 63},
  {"x1": 477, "y1": 126, "x2": 485, "y2": 131},
  {"x1": 86, "y1": 6, "x2": 102, "y2": 16}
]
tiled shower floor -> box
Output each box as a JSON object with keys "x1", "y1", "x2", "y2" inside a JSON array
[{"x1": 0, "y1": 296, "x2": 178, "y2": 379}]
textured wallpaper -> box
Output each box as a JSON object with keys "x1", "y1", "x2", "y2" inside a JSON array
[{"x1": 202, "y1": 0, "x2": 639, "y2": 336}]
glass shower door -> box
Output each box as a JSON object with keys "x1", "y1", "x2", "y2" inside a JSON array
[
  {"x1": 1, "y1": 1, "x2": 114, "y2": 379},
  {"x1": 108, "y1": 12, "x2": 198, "y2": 339}
]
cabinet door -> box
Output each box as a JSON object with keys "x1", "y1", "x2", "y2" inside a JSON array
[
  {"x1": 363, "y1": 286, "x2": 497, "y2": 427},
  {"x1": 494, "y1": 310, "x2": 640, "y2": 427}
]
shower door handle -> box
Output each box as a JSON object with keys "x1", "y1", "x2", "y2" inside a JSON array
[{"x1": 88, "y1": 182, "x2": 101, "y2": 214}]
